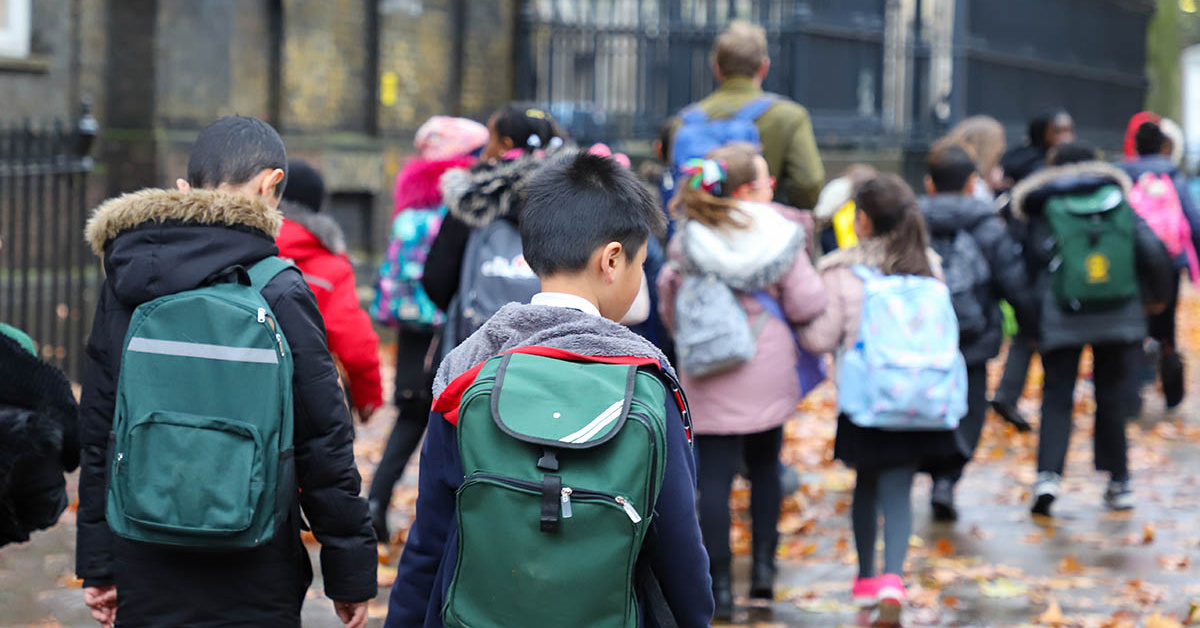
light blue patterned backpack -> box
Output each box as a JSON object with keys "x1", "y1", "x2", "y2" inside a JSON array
[{"x1": 837, "y1": 266, "x2": 966, "y2": 431}]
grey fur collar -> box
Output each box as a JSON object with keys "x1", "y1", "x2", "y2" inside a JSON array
[
  {"x1": 86, "y1": 188, "x2": 283, "y2": 256},
  {"x1": 280, "y1": 201, "x2": 347, "y2": 254},
  {"x1": 1010, "y1": 161, "x2": 1132, "y2": 221},
  {"x1": 439, "y1": 154, "x2": 546, "y2": 228},
  {"x1": 677, "y1": 203, "x2": 806, "y2": 291},
  {"x1": 433, "y1": 303, "x2": 673, "y2": 398}
]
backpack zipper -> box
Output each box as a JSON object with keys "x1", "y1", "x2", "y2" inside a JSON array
[
  {"x1": 560, "y1": 487, "x2": 573, "y2": 519},
  {"x1": 257, "y1": 307, "x2": 266, "y2": 323},
  {"x1": 115, "y1": 452, "x2": 124, "y2": 475},
  {"x1": 471, "y1": 473, "x2": 641, "y2": 522}
]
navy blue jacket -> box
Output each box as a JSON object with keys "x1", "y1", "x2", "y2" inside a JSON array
[{"x1": 385, "y1": 373, "x2": 712, "y2": 628}]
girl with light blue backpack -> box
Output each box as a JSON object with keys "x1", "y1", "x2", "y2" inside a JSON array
[{"x1": 796, "y1": 173, "x2": 969, "y2": 624}]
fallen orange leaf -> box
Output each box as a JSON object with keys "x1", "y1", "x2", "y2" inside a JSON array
[
  {"x1": 1143, "y1": 522, "x2": 1157, "y2": 545},
  {"x1": 1057, "y1": 555, "x2": 1084, "y2": 575},
  {"x1": 1145, "y1": 612, "x2": 1184, "y2": 628},
  {"x1": 1036, "y1": 598, "x2": 1068, "y2": 626},
  {"x1": 933, "y1": 538, "x2": 956, "y2": 558}
]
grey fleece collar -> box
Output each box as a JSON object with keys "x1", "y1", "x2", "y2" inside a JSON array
[{"x1": 433, "y1": 303, "x2": 673, "y2": 398}]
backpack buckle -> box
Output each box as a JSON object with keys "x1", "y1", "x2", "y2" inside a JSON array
[{"x1": 537, "y1": 447, "x2": 559, "y2": 472}]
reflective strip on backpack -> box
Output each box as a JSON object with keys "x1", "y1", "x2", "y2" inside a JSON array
[
  {"x1": 127, "y1": 337, "x2": 280, "y2": 364},
  {"x1": 559, "y1": 400, "x2": 623, "y2": 443}
]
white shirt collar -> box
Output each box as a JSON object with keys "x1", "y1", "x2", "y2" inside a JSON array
[{"x1": 530, "y1": 292, "x2": 601, "y2": 317}]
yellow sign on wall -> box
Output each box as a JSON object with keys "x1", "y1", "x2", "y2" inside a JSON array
[{"x1": 380, "y1": 71, "x2": 399, "y2": 107}]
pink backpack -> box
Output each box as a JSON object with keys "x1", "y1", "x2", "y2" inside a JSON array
[{"x1": 1127, "y1": 172, "x2": 1200, "y2": 283}]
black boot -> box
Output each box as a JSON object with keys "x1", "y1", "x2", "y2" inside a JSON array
[
  {"x1": 749, "y1": 544, "x2": 776, "y2": 600},
  {"x1": 990, "y1": 399, "x2": 1032, "y2": 432},
  {"x1": 712, "y1": 568, "x2": 734, "y2": 622},
  {"x1": 930, "y1": 477, "x2": 958, "y2": 522}
]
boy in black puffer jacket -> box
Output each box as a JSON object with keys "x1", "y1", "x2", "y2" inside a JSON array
[
  {"x1": 0, "y1": 325, "x2": 79, "y2": 548},
  {"x1": 1010, "y1": 143, "x2": 1173, "y2": 518},
  {"x1": 919, "y1": 143, "x2": 1036, "y2": 522},
  {"x1": 76, "y1": 116, "x2": 376, "y2": 628}
]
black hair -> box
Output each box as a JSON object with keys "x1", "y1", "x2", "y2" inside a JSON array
[
  {"x1": 655, "y1": 117, "x2": 675, "y2": 162},
  {"x1": 927, "y1": 143, "x2": 977, "y2": 193},
  {"x1": 1028, "y1": 108, "x2": 1069, "y2": 150},
  {"x1": 1048, "y1": 142, "x2": 1096, "y2": 166},
  {"x1": 855, "y1": 174, "x2": 934, "y2": 278},
  {"x1": 187, "y1": 116, "x2": 288, "y2": 196},
  {"x1": 282, "y1": 160, "x2": 326, "y2": 212},
  {"x1": 492, "y1": 105, "x2": 563, "y2": 153},
  {"x1": 1134, "y1": 121, "x2": 1167, "y2": 157},
  {"x1": 520, "y1": 150, "x2": 667, "y2": 276}
]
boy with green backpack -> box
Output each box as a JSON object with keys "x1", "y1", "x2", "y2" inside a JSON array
[
  {"x1": 1009, "y1": 143, "x2": 1173, "y2": 518},
  {"x1": 387, "y1": 151, "x2": 714, "y2": 628},
  {"x1": 76, "y1": 116, "x2": 376, "y2": 628}
]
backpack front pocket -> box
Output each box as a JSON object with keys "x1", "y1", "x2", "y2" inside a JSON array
[
  {"x1": 117, "y1": 411, "x2": 264, "y2": 535},
  {"x1": 444, "y1": 475, "x2": 641, "y2": 628}
]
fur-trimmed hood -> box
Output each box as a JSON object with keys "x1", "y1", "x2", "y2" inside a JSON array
[
  {"x1": 85, "y1": 188, "x2": 281, "y2": 308},
  {"x1": 674, "y1": 201, "x2": 805, "y2": 291},
  {"x1": 279, "y1": 200, "x2": 346, "y2": 255},
  {"x1": 439, "y1": 153, "x2": 547, "y2": 228},
  {"x1": 1010, "y1": 161, "x2": 1132, "y2": 221},
  {"x1": 393, "y1": 156, "x2": 474, "y2": 216}
]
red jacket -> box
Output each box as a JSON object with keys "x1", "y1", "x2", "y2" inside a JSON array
[{"x1": 276, "y1": 204, "x2": 384, "y2": 414}]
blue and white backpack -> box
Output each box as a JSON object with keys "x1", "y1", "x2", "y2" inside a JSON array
[
  {"x1": 836, "y1": 266, "x2": 966, "y2": 431},
  {"x1": 670, "y1": 96, "x2": 777, "y2": 201}
]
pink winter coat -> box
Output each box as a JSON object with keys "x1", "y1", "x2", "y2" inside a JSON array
[{"x1": 658, "y1": 202, "x2": 827, "y2": 435}]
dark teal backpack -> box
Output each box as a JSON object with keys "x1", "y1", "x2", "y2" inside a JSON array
[
  {"x1": 443, "y1": 352, "x2": 673, "y2": 628},
  {"x1": 106, "y1": 257, "x2": 296, "y2": 550}
]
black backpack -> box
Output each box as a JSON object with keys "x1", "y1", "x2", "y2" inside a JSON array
[{"x1": 930, "y1": 229, "x2": 991, "y2": 346}]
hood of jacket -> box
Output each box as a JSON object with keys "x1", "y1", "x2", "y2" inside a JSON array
[
  {"x1": 920, "y1": 194, "x2": 995, "y2": 237},
  {"x1": 1010, "y1": 161, "x2": 1132, "y2": 221},
  {"x1": 0, "y1": 334, "x2": 79, "y2": 474},
  {"x1": 392, "y1": 156, "x2": 475, "y2": 216},
  {"x1": 85, "y1": 188, "x2": 281, "y2": 309},
  {"x1": 677, "y1": 201, "x2": 804, "y2": 291},
  {"x1": 439, "y1": 153, "x2": 546, "y2": 228},
  {"x1": 1121, "y1": 154, "x2": 1181, "y2": 181},
  {"x1": 433, "y1": 303, "x2": 673, "y2": 399},
  {"x1": 279, "y1": 200, "x2": 347, "y2": 257}
]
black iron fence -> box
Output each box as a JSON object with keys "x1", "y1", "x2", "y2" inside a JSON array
[
  {"x1": 517, "y1": 0, "x2": 1153, "y2": 152},
  {"x1": 0, "y1": 106, "x2": 100, "y2": 380}
]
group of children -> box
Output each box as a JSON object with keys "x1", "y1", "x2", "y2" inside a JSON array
[{"x1": 0, "y1": 87, "x2": 1181, "y2": 628}]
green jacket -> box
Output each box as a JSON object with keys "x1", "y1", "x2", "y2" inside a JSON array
[{"x1": 676, "y1": 76, "x2": 825, "y2": 209}]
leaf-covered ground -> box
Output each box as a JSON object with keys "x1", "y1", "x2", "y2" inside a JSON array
[{"x1": 4, "y1": 288, "x2": 1200, "y2": 627}]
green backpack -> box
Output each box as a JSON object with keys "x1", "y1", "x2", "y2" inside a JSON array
[
  {"x1": 106, "y1": 257, "x2": 296, "y2": 550},
  {"x1": 1045, "y1": 184, "x2": 1139, "y2": 312},
  {"x1": 444, "y1": 352, "x2": 672, "y2": 628}
]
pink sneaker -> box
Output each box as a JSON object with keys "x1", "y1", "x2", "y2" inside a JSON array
[
  {"x1": 876, "y1": 573, "x2": 907, "y2": 624},
  {"x1": 851, "y1": 577, "x2": 879, "y2": 605}
]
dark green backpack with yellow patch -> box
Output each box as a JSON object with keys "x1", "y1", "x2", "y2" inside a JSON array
[
  {"x1": 1045, "y1": 184, "x2": 1138, "y2": 312},
  {"x1": 444, "y1": 351, "x2": 672, "y2": 628}
]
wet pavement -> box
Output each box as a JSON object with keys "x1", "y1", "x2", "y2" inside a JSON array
[{"x1": 5, "y1": 294, "x2": 1200, "y2": 627}]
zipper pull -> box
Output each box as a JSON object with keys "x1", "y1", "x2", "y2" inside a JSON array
[
  {"x1": 115, "y1": 452, "x2": 124, "y2": 475},
  {"x1": 560, "y1": 487, "x2": 573, "y2": 519},
  {"x1": 257, "y1": 307, "x2": 266, "y2": 323},
  {"x1": 615, "y1": 496, "x2": 641, "y2": 523},
  {"x1": 275, "y1": 333, "x2": 285, "y2": 357}
]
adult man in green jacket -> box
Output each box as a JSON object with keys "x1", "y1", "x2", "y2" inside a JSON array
[{"x1": 673, "y1": 21, "x2": 825, "y2": 209}]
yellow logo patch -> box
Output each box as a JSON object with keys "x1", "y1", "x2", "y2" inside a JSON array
[{"x1": 1085, "y1": 253, "x2": 1111, "y2": 283}]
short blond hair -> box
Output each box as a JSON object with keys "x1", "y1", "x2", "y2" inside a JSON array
[
  {"x1": 946, "y1": 116, "x2": 1006, "y2": 180},
  {"x1": 712, "y1": 21, "x2": 768, "y2": 78}
]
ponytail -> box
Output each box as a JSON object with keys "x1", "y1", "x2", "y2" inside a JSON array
[
  {"x1": 669, "y1": 142, "x2": 761, "y2": 228},
  {"x1": 855, "y1": 174, "x2": 933, "y2": 277}
]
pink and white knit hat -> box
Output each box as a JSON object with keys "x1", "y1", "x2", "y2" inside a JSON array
[{"x1": 414, "y1": 116, "x2": 489, "y2": 161}]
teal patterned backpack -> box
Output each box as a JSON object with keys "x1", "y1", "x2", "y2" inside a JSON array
[{"x1": 372, "y1": 207, "x2": 446, "y2": 329}]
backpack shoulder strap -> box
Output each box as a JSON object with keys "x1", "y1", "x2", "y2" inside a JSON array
[
  {"x1": 679, "y1": 104, "x2": 709, "y2": 125},
  {"x1": 850, "y1": 264, "x2": 881, "y2": 283},
  {"x1": 248, "y1": 256, "x2": 297, "y2": 293},
  {"x1": 732, "y1": 95, "x2": 779, "y2": 123}
]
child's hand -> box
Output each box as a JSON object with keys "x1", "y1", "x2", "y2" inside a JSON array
[
  {"x1": 333, "y1": 600, "x2": 369, "y2": 628},
  {"x1": 84, "y1": 585, "x2": 117, "y2": 628}
]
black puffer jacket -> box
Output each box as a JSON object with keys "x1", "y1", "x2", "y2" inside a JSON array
[
  {"x1": 920, "y1": 194, "x2": 1035, "y2": 365},
  {"x1": 0, "y1": 332, "x2": 79, "y2": 547},
  {"x1": 1011, "y1": 161, "x2": 1174, "y2": 352},
  {"x1": 76, "y1": 189, "x2": 376, "y2": 626}
]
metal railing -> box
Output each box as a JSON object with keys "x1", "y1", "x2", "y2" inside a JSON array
[{"x1": 0, "y1": 103, "x2": 99, "y2": 380}]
